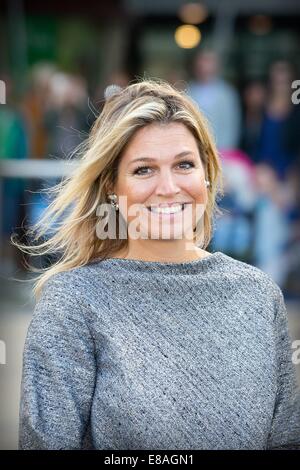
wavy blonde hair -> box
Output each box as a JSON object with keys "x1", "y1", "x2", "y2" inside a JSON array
[{"x1": 12, "y1": 78, "x2": 224, "y2": 299}]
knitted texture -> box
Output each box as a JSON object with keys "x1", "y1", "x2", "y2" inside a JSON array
[{"x1": 18, "y1": 251, "x2": 300, "y2": 449}]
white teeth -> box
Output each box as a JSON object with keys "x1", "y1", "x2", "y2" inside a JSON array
[{"x1": 149, "y1": 204, "x2": 184, "y2": 214}]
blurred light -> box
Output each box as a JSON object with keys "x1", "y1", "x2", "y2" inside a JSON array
[
  {"x1": 178, "y1": 2, "x2": 208, "y2": 25},
  {"x1": 175, "y1": 25, "x2": 201, "y2": 49},
  {"x1": 248, "y1": 15, "x2": 272, "y2": 35}
]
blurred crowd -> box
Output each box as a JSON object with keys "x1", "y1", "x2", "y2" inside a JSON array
[
  {"x1": 1, "y1": 51, "x2": 300, "y2": 296},
  {"x1": 188, "y1": 51, "x2": 300, "y2": 296}
]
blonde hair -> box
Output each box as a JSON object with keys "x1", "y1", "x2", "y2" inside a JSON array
[{"x1": 12, "y1": 78, "x2": 224, "y2": 299}]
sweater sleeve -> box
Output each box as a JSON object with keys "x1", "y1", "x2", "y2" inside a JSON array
[
  {"x1": 266, "y1": 286, "x2": 300, "y2": 449},
  {"x1": 18, "y1": 274, "x2": 97, "y2": 449}
]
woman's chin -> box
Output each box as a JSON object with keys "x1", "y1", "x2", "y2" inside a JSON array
[{"x1": 138, "y1": 223, "x2": 195, "y2": 241}]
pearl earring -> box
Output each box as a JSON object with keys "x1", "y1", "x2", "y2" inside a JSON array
[
  {"x1": 205, "y1": 180, "x2": 210, "y2": 188},
  {"x1": 107, "y1": 193, "x2": 119, "y2": 211}
]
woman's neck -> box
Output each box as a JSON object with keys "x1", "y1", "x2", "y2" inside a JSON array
[{"x1": 110, "y1": 241, "x2": 210, "y2": 263}]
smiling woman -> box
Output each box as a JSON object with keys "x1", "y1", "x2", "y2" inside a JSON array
[
  {"x1": 108, "y1": 121, "x2": 211, "y2": 260},
  {"x1": 15, "y1": 79, "x2": 300, "y2": 450}
]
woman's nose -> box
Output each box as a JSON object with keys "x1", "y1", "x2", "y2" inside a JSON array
[{"x1": 155, "y1": 169, "x2": 181, "y2": 196}]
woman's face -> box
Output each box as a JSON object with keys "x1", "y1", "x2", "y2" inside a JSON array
[{"x1": 113, "y1": 122, "x2": 208, "y2": 243}]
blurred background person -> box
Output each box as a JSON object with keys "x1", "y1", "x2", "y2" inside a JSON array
[
  {"x1": 44, "y1": 72, "x2": 90, "y2": 159},
  {"x1": 93, "y1": 69, "x2": 131, "y2": 113},
  {"x1": 240, "y1": 79, "x2": 267, "y2": 163},
  {"x1": 211, "y1": 148, "x2": 257, "y2": 263},
  {"x1": 20, "y1": 63, "x2": 56, "y2": 160},
  {"x1": 253, "y1": 163, "x2": 291, "y2": 287},
  {"x1": 252, "y1": 61, "x2": 300, "y2": 290},
  {"x1": 257, "y1": 60, "x2": 299, "y2": 181},
  {"x1": 187, "y1": 49, "x2": 242, "y2": 151}
]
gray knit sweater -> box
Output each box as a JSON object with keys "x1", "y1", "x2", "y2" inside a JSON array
[{"x1": 18, "y1": 251, "x2": 300, "y2": 450}]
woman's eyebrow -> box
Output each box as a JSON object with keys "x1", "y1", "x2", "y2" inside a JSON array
[{"x1": 129, "y1": 151, "x2": 195, "y2": 165}]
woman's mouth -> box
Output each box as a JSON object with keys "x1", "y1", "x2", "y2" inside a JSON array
[{"x1": 146, "y1": 203, "x2": 191, "y2": 215}]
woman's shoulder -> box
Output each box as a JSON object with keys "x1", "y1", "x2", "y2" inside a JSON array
[
  {"x1": 41, "y1": 267, "x2": 90, "y2": 295},
  {"x1": 218, "y1": 252, "x2": 282, "y2": 300},
  {"x1": 36, "y1": 264, "x2": 100, "y2": 311}
]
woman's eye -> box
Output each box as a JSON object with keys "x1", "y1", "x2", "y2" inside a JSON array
[
  {"x1": 133, "y1": 166, "x2": 152, "y2": 176},
  {"x1": 178, "y1": 160, "x2": 195, "y2": 169}
]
